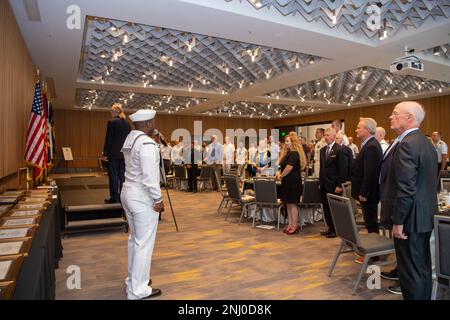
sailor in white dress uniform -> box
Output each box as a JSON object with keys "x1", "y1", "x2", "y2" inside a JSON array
[{"x1": 120, "y1": 109, "x2": 164, "y2": 300}]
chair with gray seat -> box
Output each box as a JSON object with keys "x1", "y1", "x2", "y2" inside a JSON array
[
  {"x1": 223, "y1": 174, "x2": 255, "y2": 223},
  {"x1": 297, "y1": 179, "x2": 322, "y2": 230},
  {"x1": 437, "y1": 170, "x2": 450, "y2": 191},
  {"x1": 432, "y1": 215, "x2": 450, "y2": 300},
  {"x1": 327, "y1": 194, "x2": 396, "y2": 295},
  {"x1": 440, "y1": 178, "x2": 450, "y2": 192},
  {"x1": 174, "y1": 165, "x2": 188, "y2": 190},
  {"x1": 341, "y1": 182, "x2": 365, "y2": 230},
  {"x1": 197, "y1": 165, "x2": 213, "y2": 191},
  {"x1": 214, "y1": 169, "x2": 230, "y2": 215},
  {"x1": 253, "y1": 177, "x2": 283, "y2": 230}
]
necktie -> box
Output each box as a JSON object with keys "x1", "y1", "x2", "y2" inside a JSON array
[
  {"x1": 326, "y1": 146, "x2": 331, "y2": 159},
  {"x1": 211, "y1": 146, "x2": 215, "y2": 158}
]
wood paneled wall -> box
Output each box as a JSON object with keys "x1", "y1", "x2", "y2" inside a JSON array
[
  {"x1": 272, "y1": 95, "x2": 450, "y2": 144},
  {"x1": 53, "y1": 110, "x2": 271, "y2": 167},
  {"x1": 0, "y1": 0, "x2": 36, "y2": 185}
]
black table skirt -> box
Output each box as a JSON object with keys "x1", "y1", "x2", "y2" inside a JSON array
[{"x1": 13, "y1": 200, "x2": 63, "y2": 300}]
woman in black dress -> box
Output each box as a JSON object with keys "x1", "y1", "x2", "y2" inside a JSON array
[{"x1": 277, "y1": 132, "x2": 307, "y2": 234}]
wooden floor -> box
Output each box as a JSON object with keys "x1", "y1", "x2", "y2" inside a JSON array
[{"x1": 55, "y1": 188, "x2": 401, "y2": 300}]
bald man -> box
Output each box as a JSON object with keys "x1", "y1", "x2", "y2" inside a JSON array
[
  {"x1": 383, "y1": 101, "x2": 437, "y2": 300},
  {"x1": 375, "y1": 127, "x2": 390, "y2": 154}
]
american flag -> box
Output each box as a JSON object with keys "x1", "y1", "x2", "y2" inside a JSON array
[{"x1": 25, "y1": 81, "x2": 47, "y2": 178}]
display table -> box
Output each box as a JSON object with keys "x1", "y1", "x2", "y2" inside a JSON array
[{"x1": 12, "y1": 199, "x2": 63, "y2": 300}]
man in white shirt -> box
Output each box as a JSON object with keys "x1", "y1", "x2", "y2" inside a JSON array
[
  {"x1": 268, "y1": 135, "x2": 280, "y2": 173},
  {"x1": 120, "y1": 109, "x2": 163, "y2": 300},
  {"x1": 159, "y1": 135, "x2": 172, "y2": 175},
  {"x1": 222, "y1": 136, "x2": 235, "y2": 173},
  {"x1": 247, "y1": 142, "x2": 257, "y2": 177},
  {"x1": 348, "y1": 137, "x2": 359, "y2": 159},
  {"x1": 313, "y1": 128, "x2": 327, "y2": 178},
  {"x1": 432, "y1": 131, "x2": 448, "y2": 175},
  {"x1": 171, "y1": 139, "x2": 184, "y2": 165},
  {"x1": 376, "y1": 127, "x2": 390, "y2": 154},
  {"x1": 236, "y1": 141, "x2": 247, "y2": 178},
  {"x1": 331, "y1": 119, "x2": 349, "y2": 146},
  {"x1": 206, "y1": 135, "x2": 222, "y2": 165}
]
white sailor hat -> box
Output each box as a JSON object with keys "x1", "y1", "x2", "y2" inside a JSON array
[{"x1": 129, "y1": 109, "x2": 156, "y2": 122}]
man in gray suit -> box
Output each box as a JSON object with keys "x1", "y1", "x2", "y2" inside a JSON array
[{"x1": 384, "y1": 101, "x2": 438, "y2": 300}]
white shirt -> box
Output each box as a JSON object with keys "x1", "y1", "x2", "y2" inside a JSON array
[
  {"x1": 269, "y1": 143, "x2": 280, "y2": 160},
  {"x1": 121, "y1": 130, "x2": 162, "y2": 203},
  {"x1": 160, "y1": 144, "x2": 172, "y2": 160},
  {"x1": 236, "y1": 147, "x2": 247, "y2": 165},
  {"x1": 379, "y1": 139, "x2": 390, "y2": 155},
  {"x1": 171, "y1": 143, "x2": 183, "y2": 165},
  {"x1": 348, "y1": 143, "x2": 359, "y2": 159},
  {"x1": 248, "y1": 146, "x2": 257, "y2": 165},
  {"x1": 314, "y1": 138, "x2": 327, "y2": 163},
  {"x1": 223, "y1": 142, "x2": 235, "y2": 164},
  {"x1": 434, "y1": 140, "x2": 448, "y2": 163},
  {"x1": 338, "y1": 130, "x2": 349, "y2": 146}
]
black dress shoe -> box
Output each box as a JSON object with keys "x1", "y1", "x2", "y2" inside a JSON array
[
  {"x1": 387, "y1": 285, "x2": 402, "y2": 295},
  {"x1": 320, "y1": 229, "x2": 333, "y2": 236},
  {"x1": 326, "y1": 231, "x2": 337, "y2": 238},
  {"x1": 381, "y1": 268, "x2": 399, "y2": 281},
  {"x1": 148, "y1": 279, "x2": 152, "y2": 286},
  {"x1": 141, "y1": 288, "x2": 161, "y2": 299}
]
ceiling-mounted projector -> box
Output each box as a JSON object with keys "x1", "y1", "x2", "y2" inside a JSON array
[{"x1": 389, "y1": 48, "x2": 424, "y2": 75}]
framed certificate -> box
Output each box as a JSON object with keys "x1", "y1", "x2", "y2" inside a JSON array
[
  {"x1": 0, "y1": 281, "x2": 15, "y2": 300},
  {"x1": 7, "y1": 210, "x2": 41, "y2": 218},
  {"x1": 0, "y1": 256, "x2": 24, "y2": 281},
  {"x1": 0, "y1": 217, "x2": 39, "y2": 227},
  {"x1": 2, "y1": 191, "x2": 25, "y2": 196},
  {"x1": 15, "y1": 204, "x2": 44, "y2": 210},
  {"x1": 0, "y1": 227, "x2": 34, "y2": 240},
  {"x1": 0, "y1": 239, "x2": 32, "y2": 257},
  {"x1": 0, "y1": 197, "x2": 20, "y2": 205}
]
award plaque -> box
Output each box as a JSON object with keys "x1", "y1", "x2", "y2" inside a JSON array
[
  {"x1": 15, "y1": 204, "x2": 43, "y2": 210},
  {"x1": 1, "y1": 217, "x2": 38, "y2": 227},
  {"x1": 0, "y1": 241, "x2": 24, "y2": 256},
  {"x1": 0, "y1": 228, "x2": 31, "y2": 240},
  {"x1": 0, "y1": 281, "x2": 15, "y2": 300},
  {"x1": 0, "y1": 256, "x2": 24, "y2": 281},
  {"x1": 9, "y1": 210, "x2": 41, "y2": 218}
]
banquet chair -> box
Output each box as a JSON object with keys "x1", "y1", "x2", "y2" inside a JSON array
[
  {"x1": 214, "y1": 169, "x2": 230, "y2": 216},
  {"x1": 432, "y1": 215, "x2": 450, "y2": 300},
  {"x1": 297, "y1": 179, "x2": 323, "y2": 229},
  {"x1": 327, "y1": 194, "x2": 396, "y2": 295},
  {"x1": 223, "y1": 174, "x2": 255, "y2": 223},
  {"x1": 440, "y1": 178, "x2": 450, "y2": 192},
  {"x1": 437, "y1": 170, "x2": 450, "y2": 191},
  {"x1": 174, "y1": 165, "x2": 188, "y2": 190},
  {"x1": 253, "y1": 177, "x2": 283, "y2": 230},
  {"x1": 197, "y1": 165, "x2": 213, "y2": 192}
]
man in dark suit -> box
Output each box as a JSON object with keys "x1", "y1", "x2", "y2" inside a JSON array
[
  {"x1": 383, "y1": 101, "x2": 438, "y2": 300},
  {"x1": 319, "y1": 128, "x2": 349, "y2": 238},
  {"x1": 351, "y1": 117, "x2": 383, "y2": 234},
  {"x1": 184, "y1": 139, "x2": 202, "y2": 193},
  {"x1": 336, "y1": 133, "x2": 353, "y2": 182},
  {"x1": 103, "y1": 104, "x2": 131, "y2": 203}
]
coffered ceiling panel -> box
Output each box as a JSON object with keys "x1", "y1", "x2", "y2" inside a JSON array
[
  {"x1": 225, "y1": 0, "x2": 450, "y2": 39},
  {"x1": 203, "y1": 101, "x2": 323, "y2": 118},
  {"x1": 266, "y1": 66, "x2": 449, "y2": 106},
  {"x1": 75, "y1": 89, "x2": 208, "y2": 113},
  {"x1": 80, "y1": 17, "x2": 322, "y2": 94}
]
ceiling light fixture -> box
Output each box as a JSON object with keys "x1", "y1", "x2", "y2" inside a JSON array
[
  {"x1": 122, "y1": 34, "x2": 129, "y2": 45},
  {"x1": 433, "y1": 47, "x2": 440, "y2": 56},
  {"x1": 246, "y1": 48, "x2": 260, "y2": 62},
  {"x1": 308, "y1": 57, "x2": 315, "y2": 64}
]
